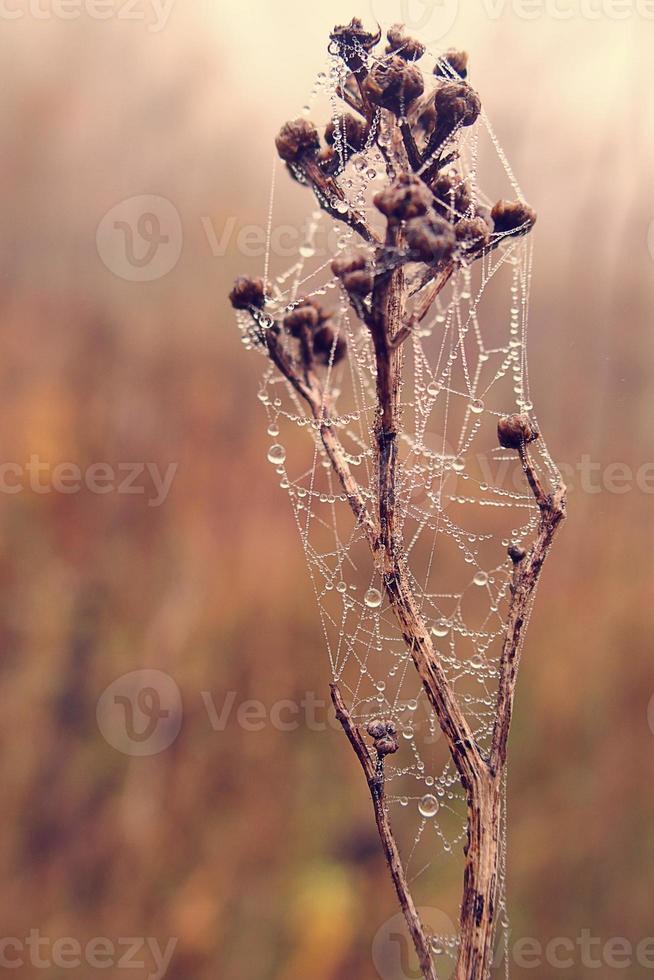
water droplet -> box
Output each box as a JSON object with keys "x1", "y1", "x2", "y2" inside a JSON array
[
  {"x1": 451, "y1": 459, "x2": 465, "y2": 473},
  {"x1": 431, "y1": 620, "x2": 449, "y2": 638},
  {"x1": 299, "y1": 243, "x2": 315, "y2": 258},
  {"x1": 473, "y1": 571, "x2": 488, "y2": 587},
  {"x1": 334, "y1": 200, "x2": 349, "y2": 214},
  {"x1": 406, "y1": 698, "x2": 418, "y2": 712},
  {"x1": 267, "y1": 444, "x2": 286, "y2": 465},
  {"x1": 418, "y1": 794, "x2": 440, "y2": 818},
  {"x1": 364, "y1": 588, "x2": 382, "y2": 609},
  {"x1": 267, "y1": 424, "x2": 280, "y2": 437},
  {"x1": 470, "y1": 398, "x2": 484, "y2": 414}
]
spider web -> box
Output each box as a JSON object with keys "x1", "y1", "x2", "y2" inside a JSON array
[{"x1": 234, "y1": 43, "x2": 560, "y2": 978}]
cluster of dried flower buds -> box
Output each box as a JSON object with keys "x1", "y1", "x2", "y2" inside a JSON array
[
  {"x1": 282, "y1": 299, "x2": 347, "y2": 366},
  {"x1": 366, "y1": 718, "x2": 399, "y2": 757},
  {"x1": 231, "y1": 21, "x2": 539, "y2": 380},
  {"x1": 270, "y1": 20, "x2": 536, "y2": 289},
  {"x1": 276, "y1": 24, "x2": 483, "y2": 181},
  {"x1": 228, "y1": 274, "x2": 346, "y2": 368},
  {"x1": 331, "y1": 251, "x2": 374, "y2": 297}
]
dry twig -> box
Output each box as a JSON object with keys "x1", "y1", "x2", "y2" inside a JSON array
[{"x1": 230, "y1": 19, "x2": 566, "y2": 979}]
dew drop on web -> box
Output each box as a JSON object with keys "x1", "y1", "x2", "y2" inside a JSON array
[
  {"x1": 267, "y1": 444, "x2": 286, "y2": 465},
  {"x1": 418, "y1": 794, "x2": 439, "y2": 818},
  {"x1": 364, "y1": 588, "x2": 382, "y2": 609}
]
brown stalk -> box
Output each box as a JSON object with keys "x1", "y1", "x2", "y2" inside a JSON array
[
  {"x1": 330, "y1": 683, "x2": 437, "y2": 980},
  {"x1": 233, "y1": 26, "x2": 566, "y2": 980}
]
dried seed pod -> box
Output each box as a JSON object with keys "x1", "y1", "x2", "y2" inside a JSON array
[
  {"x1": 299, "y1": 298, "x2": 331, "y2": 325},
  {"x1": 283, "y1": 304, "x2": 320, "y2": 337},
  {"x1": 432, "y1": 81, "x2": 481, "y2": 144},
  {"x1": 491, "y1": 200, "x2": 537, "y2": 237},
  {"x1": 374, "y1": 173, "x2": 432, "y2": 221},
  {"x1": 229, "y1": 276, "x2": 266, "y2": 310},
  {"x1": 332, "y1": 251, "x2": 367, "y2": 278},
  {"x1": 406, "y1": 213, "x2": 456, "y2": 264},
  {"x1": 386, "y1": 23, "x2": 425, "y2": 61},
  {"x1": 313, "y1": 326, "x2": 347, "y2": 365},
  {"x1": 362, "y1": 55, "x2": 424, "y2": 113},
  {"x1": 367, "y1": 719, "x2": 387, "y2": 739},
  {"x1": 330, "y1": 17, "x2": 380, "y2": 57},
  {"x1": 325, "y1": 113, "x2": 367, "y2": 153},
  {"x1": 455, "y1": 216, "x2": 491, "y2": 249},
  {"x1": 434, "y1": 49, "x2": 469, "y2": 79},
  {"x1": 332, "y1": 251, "x2": 374, "y2": 295},
  {"x1": 508, "y1": 544, "x2": 527, "y2": 564},
  {"x1": 375, "y1": 734, "x2": 399, "y2": 757},
  {"x1": 342, "y1": 269, "x2": 373, "y2": 296},
  {"x1": 497, "y1": 414, "x2": 539, "y2": 450},
  {"x1": 275, "y1": 118, "x2": 321, "y2": 164},
  {"x1": 431, "y1": 173, "x2": 471, "y2": 221}
]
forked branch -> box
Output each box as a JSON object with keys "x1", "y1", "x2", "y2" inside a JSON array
[
  {"x1": 330, "y1": 683, "x2": 437, "y2": 980},
  {"x1": 230, "y1": 19, "x2": 566, "y2": 980}
]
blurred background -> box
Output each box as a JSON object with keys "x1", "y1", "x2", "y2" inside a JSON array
[{"x1": 0, "y1": 1, "x2": 652, "y2": 977}]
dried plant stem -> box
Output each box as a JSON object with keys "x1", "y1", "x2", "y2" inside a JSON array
[
  {"x1": 261, "y1": 228, "x2": 565, "y2": 980},
  {"x1": 331, "y1": 683, "x2": 438, "y2": 980},
  {"x1": 233, "y1": 29, "x2": 567, "y2": 977},
  {"x1": 489, "y1": 457, "x2": 566, "y2": 775}
]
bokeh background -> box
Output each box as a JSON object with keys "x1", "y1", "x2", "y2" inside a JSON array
[{"x1": 0, "y1": 1, "x2": 653, "y2": 977}]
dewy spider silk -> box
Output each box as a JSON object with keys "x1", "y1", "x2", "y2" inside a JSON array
[{"x1": 231, "y1": 22, "x2": 566, "y2": 979}]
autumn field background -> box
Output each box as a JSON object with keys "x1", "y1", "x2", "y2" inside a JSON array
[{"x1": 0, "y1": 1, "x2": 653, "y2": 977}]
